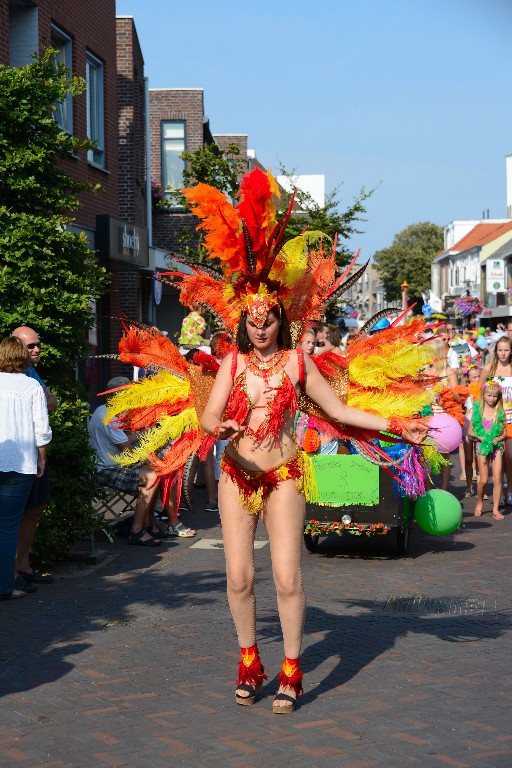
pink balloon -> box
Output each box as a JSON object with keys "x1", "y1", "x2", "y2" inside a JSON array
[{"x1": 428, "y1": 413, "x2": 463, "y2": 453}]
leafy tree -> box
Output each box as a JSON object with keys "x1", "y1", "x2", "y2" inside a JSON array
[
  {"x1": 0, "y1": 49, "x2": 108, "y2": 563},
  {"x1": 373, "y1": 222, "x2": 444, "y2": 303},
  {"x1": 277, "y1": 165, "x2": 373, "y2": 269},
  {"x1": 181, "y1": 141, "x2": 246, "y2": 201},
  {"x1": 165, "y1": 142, "x2": 247, "y2": 266},
  {"x1": 277, "y1": 166, "x2": 373, "y2": 321}
]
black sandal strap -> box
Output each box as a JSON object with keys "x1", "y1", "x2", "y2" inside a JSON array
[
  {"x1": 236, "y1": 683, "x2": 256, "y2": 697},
  {"x1": 274, "y1": 693, "x2": 296, "y2": 704}
]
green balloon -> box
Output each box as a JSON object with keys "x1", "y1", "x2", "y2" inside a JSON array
[{"x1": 414, "y1": 489, "x2": 462, "y2": 536}]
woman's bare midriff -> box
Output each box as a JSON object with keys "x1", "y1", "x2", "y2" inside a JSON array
[{"x1": 225, "y1": 417, "x2": 298, "y2": 473}]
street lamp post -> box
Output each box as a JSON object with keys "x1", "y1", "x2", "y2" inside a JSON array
[{"x1": 401, "y1": 281, "x2": 409, "y2": 313}]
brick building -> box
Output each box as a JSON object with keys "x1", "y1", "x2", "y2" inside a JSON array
[
  {"x1": 148, "y1": 88, "x2": 220, "y2": 338},
  {"x1": 1, "y1": 2, "x2": 153, "y2": 395}
]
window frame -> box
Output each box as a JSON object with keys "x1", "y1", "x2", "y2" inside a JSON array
[
  {"x1": 161, "y1": 120, "x2": 186, "y2": 197},
  {"x1": 86, "y1": 50, "x2": 105, "y2": 168},
  {"x1": 51, "y1": 24, "x2": 73, "y2": 135}
]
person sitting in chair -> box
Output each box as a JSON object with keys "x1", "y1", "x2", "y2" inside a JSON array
[{"x1": 88, "y1": 377, "x2": 161, "y2": 547}]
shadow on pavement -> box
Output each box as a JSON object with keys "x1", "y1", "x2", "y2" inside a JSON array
[{"x1": 295, "y1": 602, "x2": 512, "y2": 706}]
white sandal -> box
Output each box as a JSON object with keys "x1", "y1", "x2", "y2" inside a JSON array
[{"x1": 169, "y1": 522, "x2": 196, "y2": 538}]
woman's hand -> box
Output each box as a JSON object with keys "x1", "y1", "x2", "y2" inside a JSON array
[
  {"x1": 215, "y1": 420, "x2": 245, "y2": 440},
  {"x1": 36, "y1": 455, "x2": 46, "y2": 478},
  {"x1": 401, "y1": 419, "x2": 430, "y2": 444}
]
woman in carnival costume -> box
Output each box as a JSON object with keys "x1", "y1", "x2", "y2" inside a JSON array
[{"x1": 104, "y1": 169, "x2": 434, "y2": 713}]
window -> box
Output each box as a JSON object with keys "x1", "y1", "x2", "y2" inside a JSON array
[
  {"x1": 86, "y1": 52, "x2": 105, "y2": 167},
  {"x1": 162, "y1": 121, "x2": 186, "y2": 195},
  {"x1": 51, "y1": 25, "x2": 73, "y2": 134}
]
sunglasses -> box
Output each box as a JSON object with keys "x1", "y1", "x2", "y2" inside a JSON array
[{"x1": 26, "y1": 342, "x2": 41, "y2": 350}]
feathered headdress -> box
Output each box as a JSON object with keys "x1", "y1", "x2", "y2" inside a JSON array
[{"x1": 157, "y1": 168, "x2": 364, "y2": 333}]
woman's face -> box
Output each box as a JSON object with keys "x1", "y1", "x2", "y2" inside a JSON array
[
  {"x1": 300, "y1": 332, "x2": 315, "y2": 355},
  {"x1": 496, "y1": 341, "x2": 511, "y2": 364},
  {"x1": 246, "y1": 311, "x2": 280, "y2": 352}
]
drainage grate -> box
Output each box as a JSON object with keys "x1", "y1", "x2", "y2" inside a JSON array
[{"x1": 382, "y1": 595, "x2": 487, "y2": 616}]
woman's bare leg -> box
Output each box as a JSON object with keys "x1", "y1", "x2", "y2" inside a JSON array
[
  {"x1": 262, "y1": 480, "x2": 306, "y2": 706},
  {"x1": 218, "y1": 473, "x2": 259, "y2": 697}
]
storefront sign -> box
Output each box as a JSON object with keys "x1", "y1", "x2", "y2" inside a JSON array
[
  {"x1": 96, "y1": 215, "x2": 149, "y2": 267},
  {"x1": 486, "y1": 259, "x2": 505, "y2": 294}
]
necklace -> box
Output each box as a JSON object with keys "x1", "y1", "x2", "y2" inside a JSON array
[{"x1": 247, "y1": 349, "x2": 290, "y2": 383}]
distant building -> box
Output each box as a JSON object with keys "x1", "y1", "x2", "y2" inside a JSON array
[
  {"x1": 431, "y1": 221, "x2": 512, "y2": 326},
  {"x1": 277, "y1": 174, "x2": 325, "y2": 208}
]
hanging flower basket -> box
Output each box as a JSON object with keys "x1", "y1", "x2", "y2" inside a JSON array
[{"x1": 454, "y1": 296, "x2": 483, "y2": 318}]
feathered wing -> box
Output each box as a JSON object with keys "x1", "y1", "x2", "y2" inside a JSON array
[
  {"x1": 103, "y1": 325, "x2": 222, "y2": 502},
  {"x1": 299, "y1": 320, "x2": 437, "y2": 468}
]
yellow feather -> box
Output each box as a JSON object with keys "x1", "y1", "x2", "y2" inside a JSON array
[
  {"x1": 347, "y1": 389, "x2": 435, "y2": 418},
  {"x1": 112, "y1": 408, "x2": 199, "y2": 466},
  {"x1": 349, "y1": 344, "x2": 431, "y2": 389},
  {"x1": 271, "y1": 232, "x2": 328, "y2": 289},
  {"x1": 104, "y1": 371, "x2": 190, "y2": 421}
]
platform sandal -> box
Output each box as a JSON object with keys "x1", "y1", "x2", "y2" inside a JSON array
[
  {"x1": 235, "y1": 644, "x2": 267, "y2": 706},
  {"x1": 273, "y1": 657, "x2": 303, "y2": 714}
]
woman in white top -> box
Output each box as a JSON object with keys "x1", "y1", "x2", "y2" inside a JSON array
[
  {"x1": 0, "y1": 337, "x2": 52, "y2": 600},
  {"x1": 480, "y1": 335, "x2": 512, "y2": 504}
]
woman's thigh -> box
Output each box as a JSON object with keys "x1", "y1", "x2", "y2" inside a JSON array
[
  {"x1": 262, "y1": 480, "x2": 305, "y2": 584},
  {"x1": 218, "y1": 473, "x2": 259, "y2": 580}
]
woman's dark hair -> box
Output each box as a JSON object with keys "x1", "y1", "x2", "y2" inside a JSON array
[
  {"x1": 236, "y1": 303, "x2": 292, "y2": 353},
  {"x1": 329, "y1": 325, "x2": 342, "y2": 347}
]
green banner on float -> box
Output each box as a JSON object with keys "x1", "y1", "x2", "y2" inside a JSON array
[{"x1": 310, "y1": 454, "x2": 379, "y2": 507}]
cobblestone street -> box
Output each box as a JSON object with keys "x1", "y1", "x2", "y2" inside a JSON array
[{"x1": 1, "y1": 469, "x2": 511, "y2": 768}]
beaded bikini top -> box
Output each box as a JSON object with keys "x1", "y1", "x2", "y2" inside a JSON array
[{"x1": 224, "y1": 350, "x2": 302, "y2": 445}]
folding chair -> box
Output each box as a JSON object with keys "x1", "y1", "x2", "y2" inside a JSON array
[{"x1": 92, "y1": 485, "x2": 138, "y2": 523}]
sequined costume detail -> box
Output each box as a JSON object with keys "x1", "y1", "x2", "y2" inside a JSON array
[{"x1": 221, "y1": 452, "x2": 304, "y2": 515}]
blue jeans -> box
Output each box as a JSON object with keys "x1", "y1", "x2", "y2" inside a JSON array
[{"x1": 0, "y1": 472, "x2": 34, "y2": 595}]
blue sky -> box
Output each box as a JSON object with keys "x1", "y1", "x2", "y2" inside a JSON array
[{"x1": 116, "y1": 0, "x2": 512, "y2": 259}]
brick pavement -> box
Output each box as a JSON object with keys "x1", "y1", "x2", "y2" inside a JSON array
[{"x1": 1, "y1": 463, "x2": 512, "y2": 768}]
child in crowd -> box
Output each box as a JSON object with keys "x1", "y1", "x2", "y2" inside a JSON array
[
  {"x1": 480, "y1": 335, "x2": 512, "y2": 505},
  {"x1": 469, "y1": 380, "x2": 506, "y2": 519},
  {"x1": 462, "y1": 363, "x2": 481, "y2": 497}
]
